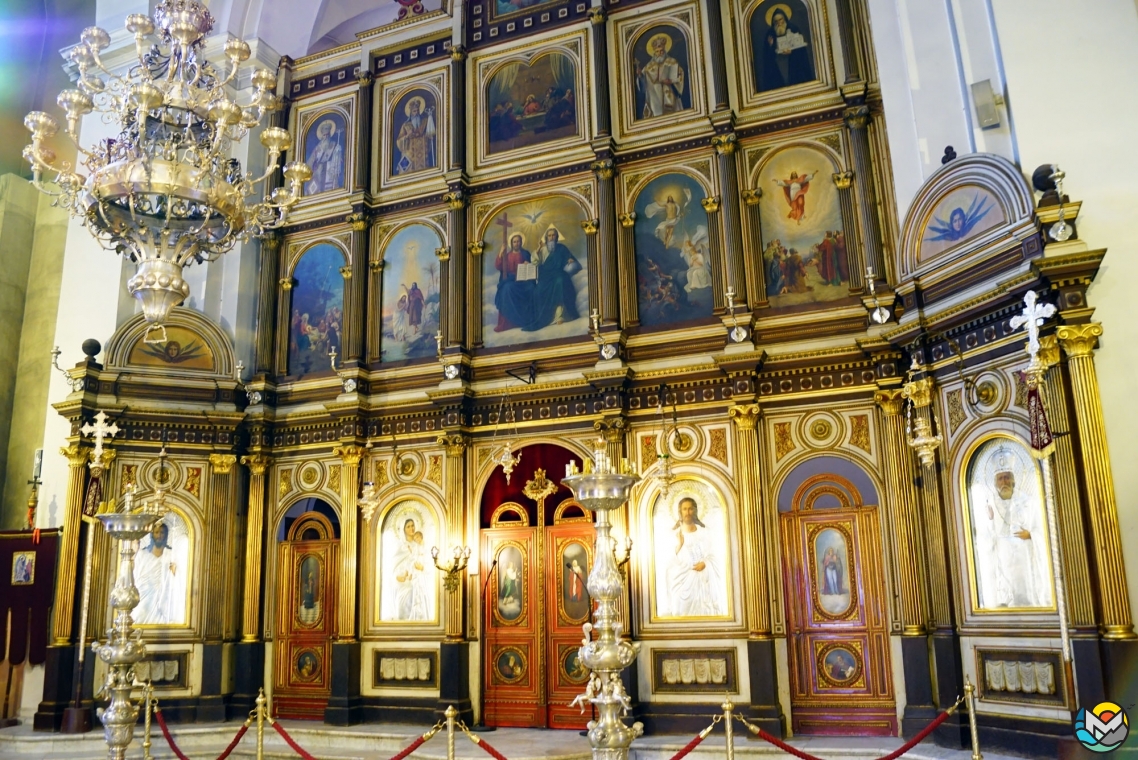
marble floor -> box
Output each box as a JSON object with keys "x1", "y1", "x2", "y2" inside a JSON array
[{"x1": 0, "y1": 720, "x2": 1026, "y2": 760}]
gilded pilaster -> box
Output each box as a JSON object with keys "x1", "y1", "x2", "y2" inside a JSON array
[
  {"x1": 240, "y1": 454, "x2": 271, "y2": 642},
  {"x1": 1036, "y1": 337, "x2": 1095, "y2": 627},
  {"x1": 729, "y1": 404, "x2": 771, "y2": 637},
  {"x1": 713, "y1": 133, "x2": 748, "y2": 307},
  {"x1": 875, "y1": 389, "x2": 927, "y2": 634},
  {"x1": 445, "y1": 191, "x2": 467, "y2": 348},
  {"x1": 438, "y1": 434, "x2": 469, "y2": 640},
  {"x1": 1056, "y1": 323, "x2": 1134, "y2": 638},
  {"x1": 52, "y1": 443, "x2": 91, "y2": 643},
  {"x1": 255, "y1": 233, "x2": 282, "y2": 375},
  {"x1": 740, "y1": 189, "x2": 766, "y2": 306},
  {"x1": 334, "y1": 444, "x2": 366, "y2": 640},
  {"x1": 901, "y1": 378, "x2": 950, "y2": 628},
  {"x1": 342, "y1": 215, "x2": 369, "y2": 363},
  {"x1": 207, "y1": 454, "x2": 238, "y2": 641},
  {"x1": 592, "y1": 159, "x2": 619, "y2": 324},
  {"x1": 843, "y1": 105, "x2": 885, "y2": 280}
]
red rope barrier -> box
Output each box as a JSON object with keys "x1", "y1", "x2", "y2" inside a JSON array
[
  {"x1": 155, "y1": 710, "x2": 193, "y2": 760},
  {"x1": 387, "y1": 733, "x2": 427, "y2": 760},
  {"x1": 155, "y1": 710, "x2": 251, "y2": 760},
  {"x1": 748, "y1": 709, "x2": 953, "y2": 760},
  {"x1": 470, "y1": 734, "x2": 511, "y2": 760},
  {"x1": 667, "y1": 732, "x2": 706, "y2": 760},
  {"x1": 272, "y1": 720, "x2": 320, "y2": 760}
]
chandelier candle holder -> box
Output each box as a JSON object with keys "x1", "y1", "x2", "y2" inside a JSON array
[
  {"x1": 92, "y1": 496, "x2": 165, "y2": 760},
  {"x1": 23, "y1": 0, "x2": 310, "y2": 328},
  {"x1": 562, "y1": 442, "x2": 643, "y2": 760},
  {"x1": 431, "y1": 546, "x2": 472, "y2": 592}
]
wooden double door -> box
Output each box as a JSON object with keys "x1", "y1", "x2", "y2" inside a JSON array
[
  {"x1": 780, "y1": 477, "x2": 896, "y2": 735},
  {"x1": 481, "y1": 502, "x2": 594, "y2": 729},
  {"x1": 273, "y1": 512, "x2": 339, "y2": 720}
]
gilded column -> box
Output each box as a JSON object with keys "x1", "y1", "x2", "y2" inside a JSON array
[
  {"x1": 875, "y1": 389, "x2": 928, "y2": 634},
  {"x1": 255, "y1": 233, "x2": 282, "y2": 375},
  {"x1": 334, "y1": 444, "x2": 366, "y2": 640},
  {"x1": 713, "y1": 133, "x2": 748, "y2": 306},
  {"x1": 702, "y1": 196, "x2": 726, "y2": 312},
  {"x1": 728, "y1": 404, "x2": 770, "y2": 636},
  {"x1": 438, "y1": 434, "x2": 469, "y2": 640},
  {"x1": 1056, "y1": 323, "x2": 1134, "y2": 638},
  {"x1": 592, "y1": 159, "x2": 619, "y2": 325},
  {"x1": 52, "y1": 443, "x2": 91, "y2": 643},
  {"x1": 207, "y1": 454, "x2": 238, "y2": 641},
  {"x1": 843, "y1": 106, "x2": 885, "y2": 281},
  {"x1": 240, "y1": 454, "x2": 272, "y2": 642},
  {"x1": 740, "y1": 189, "x2": 766, "y2": 307},
  {"x1": 900, "y1": 378, "x2": 949, "y2": 628}
]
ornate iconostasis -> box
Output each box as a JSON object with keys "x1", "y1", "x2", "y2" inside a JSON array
[{"x1": 39, "y1": 0, "x2": 1134, "y2": 756}]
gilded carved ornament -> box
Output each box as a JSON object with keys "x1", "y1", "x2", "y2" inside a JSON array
[
  {"x1": 369, "y1": 259, "x2": 384, "y2": 272},
  {"x1": 469, "y1": 241, "x2": 486, "y2": 256},
  {"x1": 728, "y1": 404, "x2": 761, "y2": 431},
  {"x1": 241, "y1": 453, "x2": 272, "y2": 475},
  {"x1": 1038, "y1": 334, "x2": 1060, "y2": 370},
  {"x1": 435, "y1": 246, "x2": 451, "y2": 262},
  {"x1": 618, "y1": 212, "x2": 637, "y2": 228},
  {"x1": 593, "y1": 417, "x2": 627, "y2": 443},
  {"x1": 580, "y1": 219, "x2": 599, "y2": 235},
  {"x1": 741, "y1": 188, "x2": 762, "y2": 205},
  {"x1": 843, "y1": 105, "x2": 871, "y2": 130},
  {"x1": 62, "y1": 443, "x2": 91, "y2": 467},
  {"x1": 832, "y1": 171, "x2": 854, "y2": 190},
  {"x1": 437, "y1": 433, "x2": 468, "y2": 458},
  {"x1": 450, "y1": 44, "x2": 467, "y2": 62},
  {"x1": 334, "y1": 444, "x2": 366, "y2": 467},
  {"x1": 356, "y1": 71, "x2": 374, "y2": 87},
  {"x1": 588, "y1": 7, "x2": 607, "y2": 24},
  {"x1": 711, "y1": 133, "x2": 738, "y2": 155},
  {"x1": 279, "y1": 277, "x2": 296, "y2": 290},
  {"x1": 901, "y1": 377, "x2": 934, "y2": 408},
  {"x1": 700, "y1": 196, "x2": 721, "y2": 214},
  {"x1": 1056, "y1": 323, "x2": 1103, "y2": 358},
  {"x1": 209, "y1": 453, "x2": 237, "y2": 475},
  {"x1": 339, "y1": 266, "x2": 352, "y2": 280},
  {"x1": 443, "y1": 191, "x2": 466, "y2": 210},
  {"x1": 591, "y1": 159, "x2": 615, "y2": 180},
  {"x1": 346, "y1": 212, "x2": 369, "y2": 232},
  {"x1": 874, "y1": 389, "x2": 905, "y2": 416}
]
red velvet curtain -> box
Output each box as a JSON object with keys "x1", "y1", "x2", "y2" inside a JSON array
[
  {"x1": 479, "y1": 443, "x2": 581, "y2": 527},
  {"x1": 0, "y1": 528, "x2": 60, "y2": 665}
]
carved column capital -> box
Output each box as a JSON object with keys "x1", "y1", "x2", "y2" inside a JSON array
[
  {"x1": 449, "y1": 44, "x2": 467, "y2": 62},
  {"x1": 61, "y1": 443, "x2": 91, "y2": 467},
  {"x1": 901, "y1": 377, "x2": 935, "y2": 409},
  {"x1": 874, "y1": 389, "x2": 905, "y2": 416},
  {"x1": 443, "y1": 190, "x2": 466, "y2": 210},
  {"x1": 356, "y1": 71, "x2": 374, "y2": 87},
  {"x1": 209, "y1": 454, "x2": 238, "y2": 475},
  {"x1": 369, "y1": 259, "x2": 385, "y2": 272},
  {"x1": 590, "y1": 158, "x2": 615, "y2": 180},
  {"x1": 593, "y1": 417, "x2": 627, "y2": 444},
  {"x1": 618, "y1": 212, "x2": 637, "y2": 228},
  {"x1": 711, "y1": 132, "x2": 738, "y2": 155},
  {"x1": 1057, "y1": 323, "x2": 1103, "y2": 358},
  {"x1": 741, "y1": 188, "x2": 762, "y2": 205},
  {"x1": 261, "y1": 233, "x2": 283, "y2": 253},
  {"x1": 700, "y1": 196, "x2": 721, "y2": 214},
  {"x1": 728, "y1": 404, "x2": 761, "y2": 431},
  {"x1": 241, "y1": 453, "x2": 273, "y2": 475},
  {"x1": 843, "y1": 105, "x2": 871, "y2": 130},
  {"x1": 588, "y1": 6, "x2": 607, "y2": 24},
  {"x1": 279, "y1": 277, "x2": 296, "y2": 290},
  {"x1": 435, "y1": 246, "x2": 451, "y2": 262},
  {"x1": 437, "y1": 433, "x2": 469, "y2": 458},
  {"x1": 346, "y1": 212, "x2": 369, "y2": 232},
  {"x1": 339, "y1": 265, "x2": 353, "y2": 280},
  {"x1": 580, "y1": 218, "x2": 599, "y2": 235},
  {"x1": 334, "y1": 444, "x2": 367, "y2": 466},
  {"x1": 468, "y1": 240, "x2": 486, "y2": 256},
  {"x1": 1038, "y1": 334, "x2": 1061, "y2": 369},
  {"x1": 832, "y1": 170, "x2": 855, "y2": 190}
]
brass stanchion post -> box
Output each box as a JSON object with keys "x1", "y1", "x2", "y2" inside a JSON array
[
  {"x1": 964, "y1": 678, "x2": 982, "y2": 760},
  {"x1": 722, "y1": 698, "x2": 735, "y2": 760},
  {"x1": 446, "y1": 705, "x2": 457, "y2": 760},
  {"x1": 256, "y1": 688, "x2": 266, "y2": 760},
  {"x1": 142, "y1": 683, "x2": 153, "y2": 760}
]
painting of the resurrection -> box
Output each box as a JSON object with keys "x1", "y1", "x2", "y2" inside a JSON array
[
  {"x1": 750, "y1": 0, "x2": 816, "y2": 93},
  {"x1": 634, "y1": 173, "x2": 713, "y2": 326},
  {"x1": 920, "y1": 186, "x2": 1004, "y2": 261},
  {"x1": 632, "y1": 26, "x2": 692, "y2": 121},
  {"x1": 133, "y1": 510, "x2": 190, "y2": 626},
  {"x1": 965, "y1": 437, "x2": 1054, "y2": 611},
  {"x1": 814, "y1": 527, "x2": 852, "y2": 616},
  {"x1": 481, "y1": 195, "x2": 589, "y2": 348},
  {"x1": 303, "y1": 111, "x2": 347, "y2": 196},
  {"x1": 289, "y1": 244, "x2": 345, "y2": 376},
  {"x1": 390, "y1": 89, "x2": 438, "y2": 176},
  {"x1": 378, "y1": 501, "x2": 439, "y2": 622},
  {"x1": 487, "y1": 51, "x2": 578, "y2": 154},
  {"x1": 759, "y1": 145, "x2": 847, "y2": 308},
  {"x1": 651, "y1": 480, "x2": 730, "y2": 619},
  {"x1": 381, "y1": 225, "x2": 442, "y2": 362}
]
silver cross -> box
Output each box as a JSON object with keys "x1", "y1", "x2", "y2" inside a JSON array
[
  {"x1": 1009, "y1": 291, "x2": 1056, "y2": 364},
  {"x1": 80, "y1": 411, "x2": 120, "y2": 462}
]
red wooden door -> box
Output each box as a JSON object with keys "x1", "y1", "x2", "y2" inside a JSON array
[
  {"x1": 781, "y1": 478, "x2": 895, "y2": 735},
  {"x1": 544, "y1": 504, "x2": 594, "y2": 729},
  {"x1": 273, "y1": 512, "x2": 338, "y2": 720}
]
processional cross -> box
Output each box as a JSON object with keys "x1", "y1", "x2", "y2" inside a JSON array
[
  {"x1": 81, "y1": 411, "x2": 120, "y2": 462},
  {"x1": 1008, "y1": 290, "x2": 1055, "y2": 371},
  {"x1": 523, "y1": 468, "x2": 560, "y2": 527}
]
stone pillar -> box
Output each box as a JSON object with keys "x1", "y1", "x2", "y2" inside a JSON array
[
  {"x1": 728, "y1": 403, "x2": 783, "y2": 736},
  {"x1": 589, "y1": 8, "x2": 612, "y2": 136},
  {"x1": 1056, "y1": 323, "x2": 1134, "y2": 639},
  {"x1": 436, "y1": 434, "x2": 473, "y2": 723},
  {"x1": 843, "y1": 106, "x2": 885, "y2": 281},
  {"x1": 201, "y1": 453, "x2": 237, "y2": 722},
  {"x1": 326, "y1": 444, "x2": 365, "y2": 725},
  {"x1": 234, "y1": 453, "x2": 270, "y2": 714},
  {"x1": 875, "y1": 389, "x2": 935, "y2": 736},
  {"x1": 832, "y1": 171, "x2": 865, "y2": 292},
  {"x1": 342, "y1": 214, "x2": 369, "y2": 365},
  {"x1": 592, "y1": 159, "x2": 620, "y2": 325},
  {"x1": 617, "y1": 212, "x2": 638, "y2": 326},
  {"x1": 740, "y1": 189, "x2": 766, "y2": 307},
  {"x1": 702, "y1": 196, "x2": 726, "y2": 312},
  {"x1": 713, "y1": 133, "x2": 748, "y2": 306},
  {"x1": 254, "y1": 233, "x2": 282, "y2": 375},
  {"x1": 701, "y1": 0, "x2": 730, "y2": 110},
  {"x1": 443, "y1": 190, "x2": 467, "y2": 348}
]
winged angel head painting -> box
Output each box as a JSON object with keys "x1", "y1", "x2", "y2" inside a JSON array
[{"x1": 920, "y1": 187, "x2": 1005, "y2": 260}]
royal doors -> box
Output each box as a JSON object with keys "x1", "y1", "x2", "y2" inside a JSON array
[
  {"x1": 780, "y1": 472, "x2": 896, "y2": 735},
  {"x1": 480, "y1": 501, "x2": 594, "y2": 728},
  {"x1": 273, "y1": 512, "x2": 339, "y2": 719}
]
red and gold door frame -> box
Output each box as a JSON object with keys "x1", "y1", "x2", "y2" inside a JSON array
[
  {"x1": 780, "y1": 473, "x2": 895, "y2": 735},
  {"x1": 273, "y1": 512, "x2": 339, "y2": 720}
]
